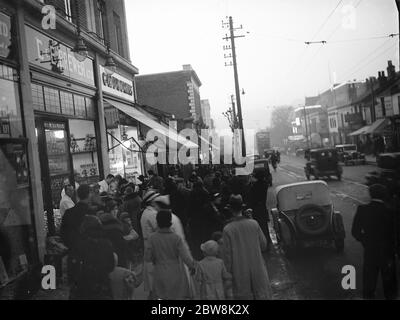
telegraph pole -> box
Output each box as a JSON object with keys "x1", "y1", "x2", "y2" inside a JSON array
[
  {"x1": 223, "y1": 16, "x2": 246, "y2": 157},
  {"x1": 396, "y1": 0, "x2": 400, "y2": 67}
]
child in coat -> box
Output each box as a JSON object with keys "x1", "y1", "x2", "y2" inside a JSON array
[{"x1": 194, "y1": 240, "x2": 233, "y2": 300}]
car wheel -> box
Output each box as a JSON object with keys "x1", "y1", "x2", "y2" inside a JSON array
[
  {"x1": 295, "y1": 204, "x2": 330, "y2": 236},
  {"x1": 334, "y1": 238, "x2": 345, "y2": 253}
]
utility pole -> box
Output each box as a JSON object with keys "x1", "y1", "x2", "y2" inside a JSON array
[
  {"x1": 231, "y1": 94, "x2": 238, "y2": 128},
  {"x1": 396, "y1": 0, "x2": 400, "y2": 68},
  {"x1": 223, "y1": 16, "x2": 246, "y2": 157}
]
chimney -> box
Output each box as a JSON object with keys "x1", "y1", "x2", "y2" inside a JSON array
[
  {"x1": 387, "y1": 60, "x2": 396, "y2": 79},
  {"x1": 182, "y1": 64, "x2": 192, "y2": 71}
]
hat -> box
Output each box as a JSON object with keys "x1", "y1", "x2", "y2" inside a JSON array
[
  {"x1": 142, "y1": 190, "x2": 160, "y2": 204},
  {"x1": 369, "y1": 184, "x2": 388, "y2": 201},
  {"x1": 153, "y1": 195, "x2": 170, "y2": 206},
  {"x1": 228, "y1": 194, "x2": 245, "y2": 211},
  {"x1": 200, "y1": 240, "x2": 219, "y2": 257}
]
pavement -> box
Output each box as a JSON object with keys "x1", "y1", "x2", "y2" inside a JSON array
[{"x1": 32, "y1": 155, "x2": 400, "y2": 300}]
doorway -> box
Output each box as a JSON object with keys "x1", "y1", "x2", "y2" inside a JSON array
[{"x1": 35, "y1": 118, "x2": 73, "y2": 236}]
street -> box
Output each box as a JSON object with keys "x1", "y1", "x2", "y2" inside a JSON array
[{"x1": 266, "y1": 154, "x2": 395, "y2": 300}]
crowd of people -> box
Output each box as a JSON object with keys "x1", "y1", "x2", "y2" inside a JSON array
[{"x1": 58, "y1": 165, "x2": 273, "y2": 300}]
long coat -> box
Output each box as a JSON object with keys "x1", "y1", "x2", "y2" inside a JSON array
[
  {"x1": 140, "y1": 205, "x2": 189, "y2": 292},
  {"x1": 145, "y1": 229, "x2": 194, "y2": 300},
  {"x1": 194, "y1": 256, "x2": 232, "y2": 300},
  {"x1": 351, "y1": 200, "x2": 396, "y2": 264},
  {"x1": 221, "y1": 216, "x2": 272, "y2": 300}
]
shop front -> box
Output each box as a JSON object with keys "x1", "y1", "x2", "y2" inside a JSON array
[
  {"x1": 0, "y1": 10, "x2": 39, "y2": 296},
  {"x1": 25, "y1": 25, "x2": 100, "y2": 235},
  {"x1": 101, "y1": 66, "x2": 143, "y2": 180}
]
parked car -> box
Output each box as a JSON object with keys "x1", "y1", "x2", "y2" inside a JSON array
[
  {"x1": 335, "y1": 144, "x2": 366, "y2": 166},
  {"x1": 365, "y1": 152, "x2": 400, "y2": 198},
  {"x1": 304, "y1": 148, "x2": 343, "y2": 181},
  {"x1": 270, "y1": 181, "x2": 345, "y2": 255},
  {"x1": 253, "y1": 158, "x2": 273, "y2": 186},
  {"x1": 295, "y1": 148, "x2": 305, "y2": 157}
]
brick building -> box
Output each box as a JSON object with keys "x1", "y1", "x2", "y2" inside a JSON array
[{"x1": 135, "y1": 64, "x2": 202, "y2": 131}]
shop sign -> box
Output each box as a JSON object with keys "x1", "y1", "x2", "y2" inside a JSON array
[
  {"x1": 0, "y1": 116, "x2": 10, "y2": 136},
  {"x1": 0, "y1": 13, "x2": 11, "y2": 59},
  {"x1": 25, "y1": 26, "x2": 95, "y2": 86},
  {"x1": 80, "y1": 163, "x2": 98, "y2": 178},
  {"x1": 100, "y1": 66, "x2": 134, "y2": 102}
]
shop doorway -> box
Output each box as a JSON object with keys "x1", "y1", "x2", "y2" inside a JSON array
[{"x1": 35, "y1": 118, "x2": 72, "y2": 236}]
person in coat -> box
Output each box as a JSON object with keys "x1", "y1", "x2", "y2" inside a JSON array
[
  {"x1": 60, "y1": 184, "x2": 94, "y2": 284},
  {"x1": 351, "y1": 184, "x2": 398, "y2": 300},
  {"x1": 221, "y1": 194, "x2": 272, "y2": 300},
  {"x1": 140, "y1": 190, "x2": 191, "y2": 296},
  {"x1": 248, "y1": 168, "x2": 272, "y2": 248},
  {"x1": 194, "y1": 240, "x2": 233, "y2": 300},
  {"x1": 145, "y1": 210, "x2": 195, "y2": 300},
  {"x1": 121, "y1": 186, "x2": 142, "y2": 234},
  {"x1": 70, "y1": 215, "x2": 115, "y2": 300},
  {"x1": 99, "y1": 200, "x2": 128, "y2": 268}
]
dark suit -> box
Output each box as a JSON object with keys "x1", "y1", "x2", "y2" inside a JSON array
[
  {"x1": 351, "y1": 200, "x2": 398, "y2": 299},
  {"x1": 60, "y1": 202, "x2": 94, "y2": 284}
]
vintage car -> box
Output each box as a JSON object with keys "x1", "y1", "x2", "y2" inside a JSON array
[
  {"x1": 365, "y1": 152, "x2": 400, "y2": 198},
  {"x1": 335, "y1": 144, "x2": 366, "y2": 165},
  {"x1": 253, "y1": 158, "x2": 273, "y2": 186},
  {"x1": 295, "y1": 148, "x2": 305, "y2": 157},
  {"x1": 271, "y1": 181, "x2": 345, "y2": 255},
  {"x1": 304, "y1": 148, "x2": 343, "y2": 181}
]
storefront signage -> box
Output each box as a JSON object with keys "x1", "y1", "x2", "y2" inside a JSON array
[
  {"x1": 100, "y1": 66, "x2": 134, "y2": 102},
  {"x1": 0, "y1": 13, "x2": 11, "y2": 59},
  {"x1": 0, "y1": 116, "x2": 10, "y2": 136},
  {"x1": 25, "y1": 26, "x2": 95, "y2": 86},
  {"x1": 80, "y1": 163, "x2": 98, "y2": 178}
]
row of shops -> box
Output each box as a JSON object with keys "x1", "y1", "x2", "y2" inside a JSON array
[{"x1": 0, "y1": 2, "x2": 196, "y2": 297}]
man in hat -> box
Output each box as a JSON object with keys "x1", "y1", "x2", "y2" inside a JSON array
[
  {"x1": 352, "y1": 184, "x2": 398, "y2": 299},
  {"x1": 221, "y1": 194, "x2": 272, "y2": 300}
]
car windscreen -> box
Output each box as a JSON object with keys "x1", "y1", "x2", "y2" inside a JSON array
[{"x1": 343, "y1": 146, "x2": 356, "y2": 151}]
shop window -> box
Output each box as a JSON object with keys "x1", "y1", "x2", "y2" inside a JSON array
[
  {"x1": 31, "y1": 84, "x2": 45, "y2": 111},
  {"x1": 73, "y1": 95, "x2": 86, "y2": 118},
  {"x1": 69, "y1": 119, "x2": 99, "y2": 185},
  {"x1": 85, "y1": 97, "x2": 96, "y2": 119},
  {"x1": 44, "y1": 87, "x2": 61, "y2": 114},
  {"x1": 0, "y1": 65, "x2": 23, "y2": 138},
  {"x1": 60, "y1": 91, "x2": 74, "y2": 116}
]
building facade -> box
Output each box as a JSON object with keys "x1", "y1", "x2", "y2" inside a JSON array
[
  {"x1": 135, "y1": 64, "x2": 203, "y2": 131},
  {"x1": 0, "y1": 0, "x2": 142, "y2": 297}
]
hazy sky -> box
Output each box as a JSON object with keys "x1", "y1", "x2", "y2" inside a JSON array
[{"x1": 126, "y1": 0, "x2": 398, "y2": 131}]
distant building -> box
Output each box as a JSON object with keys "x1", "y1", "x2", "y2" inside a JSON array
[
  {"x1": 135, "y1": 64, "x2": 202, "y2": 131},
  {"x1": 201, "y1": 99, "x2": 211, "y2": 128}
]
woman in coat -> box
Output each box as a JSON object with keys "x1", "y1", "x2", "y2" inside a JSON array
[
  {"x1": 145, "y1": 210, "x2": 195, "y2": 300},
  {"x1": 221, "y1": 195, "x2": 272, "y2": 300}
]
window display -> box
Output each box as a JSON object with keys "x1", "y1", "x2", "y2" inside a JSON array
[
  {"x1": 69, "y1": 119, "x2": 99, "y2": 185},
  {"x1": 0, "y1": 65, "x2": 23, "y2": 139}
]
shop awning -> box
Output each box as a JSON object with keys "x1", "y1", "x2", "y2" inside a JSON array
[
  {"x1": 348, "y1": 125, "x2": 370, "y2": 136},
  {"x1": 364, "y1": 118, "x2": 388, "y2": 135},
  {"x1": 105, "y1": 99, "x2": 198, "y2": 148}
]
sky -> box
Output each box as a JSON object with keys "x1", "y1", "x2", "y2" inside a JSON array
[{"x1": 125, "y1": 0, "x2": 398, "y2": 132}]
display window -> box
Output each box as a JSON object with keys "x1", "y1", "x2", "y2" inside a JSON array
[
  {"x1": 33, "y1": 84, "x2": 100, "y2": 235},
  {"x1": 0, "y1": 64, "x2": 37, "y2": 288}
]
